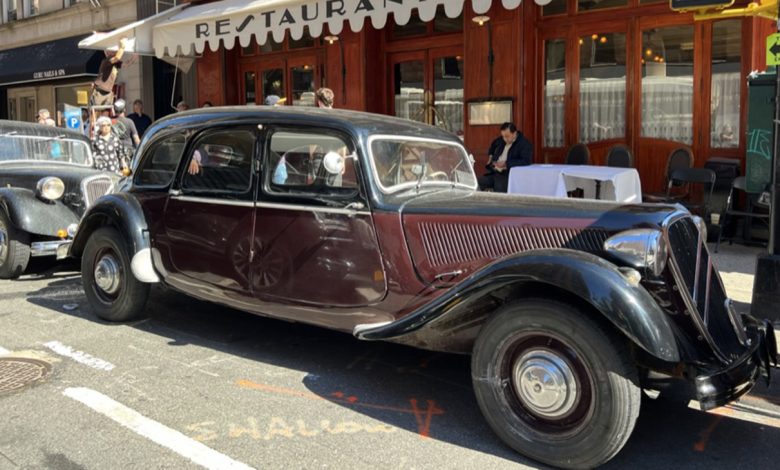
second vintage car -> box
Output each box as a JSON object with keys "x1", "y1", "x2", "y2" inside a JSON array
[
  {"x1": 67, "y1": 107, "x2": 776, "y2": 469},
  {"x1": 0, "y1": 120, "x2": 117, "y2": 278}
]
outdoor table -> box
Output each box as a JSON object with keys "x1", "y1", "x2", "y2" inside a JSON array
[{"x1": 507, "y1": 164, "x2": 643, "y2": 203}]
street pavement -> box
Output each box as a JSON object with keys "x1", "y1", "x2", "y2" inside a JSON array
[{"x1": 0, "y1": 246, "x2": 779, "y2": 470}]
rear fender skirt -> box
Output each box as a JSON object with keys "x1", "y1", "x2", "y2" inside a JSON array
[
  {"x1": 356, "y1": 248, "x2": 680, "y2": 363},
  {"x1": 0, "y1": 188, "x2": 79, "y2": 236},
  {"x1": 70, "y1": 193, "x2": 159, "y2": 283}
]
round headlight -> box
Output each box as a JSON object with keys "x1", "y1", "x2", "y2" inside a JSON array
[
  {"x1": 36, "y1": 177, "x2": 65, "y2": 201},
  {"x1": 604, "y1": 229, "x2": 669, "y2": 278}
]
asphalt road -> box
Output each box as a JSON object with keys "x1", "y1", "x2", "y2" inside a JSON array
[{"x1": 1, "y1": 259, "x2": 779, "y2": 470}]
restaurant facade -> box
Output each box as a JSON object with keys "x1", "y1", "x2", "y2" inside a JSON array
[{"x1": 97, "y1": 0, "x2": 776, "y2": 194}]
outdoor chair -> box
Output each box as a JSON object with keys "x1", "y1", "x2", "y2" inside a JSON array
[
  {"x1": 644, "y1": 146, "x2": 694, "y2": 202},
  {"x1": 606, "y1": 144, "x2": 634, "y2": 168},
  {"x1": 665, "y1": 167, "x2": 716, "y2": 218},
  {"x1": 565, "y1": 143, "x2": 590, "y2": 165},
  {"x1": 715, "y1": 176, "x2": 770, "y2": 252}
]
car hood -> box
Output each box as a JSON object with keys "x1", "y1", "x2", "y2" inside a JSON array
[{"x1": 397, "y1": 190, "x2": 681, "y2": 284}]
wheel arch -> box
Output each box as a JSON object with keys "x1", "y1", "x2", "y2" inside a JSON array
[
  {"x1": 356, "y1": 249, "x2": 681, "y2": 363},
  {"x1": 0, "y1": 187, "x2": 79, "y2": 236}
]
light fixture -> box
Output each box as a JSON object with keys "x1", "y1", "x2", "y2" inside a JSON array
[
  {"x1": 645, "y1": 48, "x2": 653, "y2": 57},
  {"x1": 472, "y1": 15, "x2": 490, "y2": 26},
  {"x1": 324, "y1": 35, "x2": 339, "y2": 45},
  {"x1": 578, "y1": 38, "x2": 583, "y2": 45},
  {"x1": 600, "y1": 36, "x2": 607, "y2": 44},
  {"x1": 591, "y1": 33, "x2": 598, "y2": 40}
]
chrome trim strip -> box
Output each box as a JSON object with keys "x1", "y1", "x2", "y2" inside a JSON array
[
  {"x1": 80, "y1": 174, "x2": 115, "y2": 208},
  {"x1": 703, "y1": 256, "x2": 712, "y2": 326},
  {"x1": 692, "y1": 226, "x2": 703, "y2": 304},
  {"x1": 171, "y1": 195, "x2": 371, "y2": 216},
  {"x1": 31, "y1": 240, "x2": 68, "y2": 257},
  {"x1": 353, "y1": 321, "x2": 393, "y2": 337}
]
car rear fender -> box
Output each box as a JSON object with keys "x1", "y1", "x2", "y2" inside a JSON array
[
  {"x1": 69, "y1": 192, "x2": 159, "y2": 283},
  {"x1": 355, "y1": 248, "x2": 680, "y2": 363},
  {"x1": 0, "y1": 187, "x2": 79, "y2": 237}
]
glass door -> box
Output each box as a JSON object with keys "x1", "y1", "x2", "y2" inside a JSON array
[{"x1": 287, "y1": 55, "x2": 319, "y2": 107}]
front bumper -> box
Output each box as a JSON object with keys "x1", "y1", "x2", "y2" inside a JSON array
[
  {"x1": 694, "y1": 316, "x2": 777, "y2": 410},
  {"x1": 31, "y1": 240, "x2": 72, "y2": 259}
]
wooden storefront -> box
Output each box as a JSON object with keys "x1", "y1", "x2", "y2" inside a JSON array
[{"x1": 195, "y1": 0, "x2": 774, "y2": 194}]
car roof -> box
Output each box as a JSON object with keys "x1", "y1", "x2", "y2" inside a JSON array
[
  {"x1": 0, "y1": 119, "x2": 89, "y2": 142},
  {"x1": 145, "y1": 106, "x2": 463, "y2": 144}
]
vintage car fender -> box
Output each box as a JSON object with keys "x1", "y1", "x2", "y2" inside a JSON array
[
  {"x1": 0, "y1": 187, "x2": 80, "y2": 237},
  {"x1": 356, "y1": 248, "x2": 681, "y2": 363},
  {"x1": 69, "y1": 192, "x2": 160, "y2": 283}
]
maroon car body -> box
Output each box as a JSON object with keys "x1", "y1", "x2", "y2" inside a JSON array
[{"x1": 68, "y1": 107, "x2": 776, "y2": 469}]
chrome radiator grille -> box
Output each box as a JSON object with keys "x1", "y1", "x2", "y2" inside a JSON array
[
  {"x1": 81, "y1": 175, "x2": 114, "y2": 208},
  {"x1": 666, "y1": 216, "x2": 747, "y2": 360},
  {"x1": 419, "y1": 222, "x2": 608, "y2": 267}
]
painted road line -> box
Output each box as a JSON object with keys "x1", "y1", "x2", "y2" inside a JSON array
[
  {"x1": 63, "y1": 387, "x2": 255, "y2": 470},
  {"x1": 43, "y1": 341, "x2": 115, "y2": 371},
  {"x1": 0, "y1": 346, "x2": 9, "y2": 355}
]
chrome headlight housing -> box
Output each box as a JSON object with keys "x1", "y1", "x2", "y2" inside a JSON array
[
  {"x1": 604, "y1": 229, "x2": 669, "y2": 277},
  {"x1": 36, "y1": 177, "x2": 65, "y2": 201}
]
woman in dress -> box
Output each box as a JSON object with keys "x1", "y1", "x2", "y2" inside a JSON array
[{"x1": 91, "y1": 116, "x2": 125, "y2": 175}]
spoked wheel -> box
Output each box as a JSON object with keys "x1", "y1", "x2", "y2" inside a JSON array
[
  {"x1": 82, "y1": 227, "x2": 149, "y2": 322},
  {"x1": 0, "y1": 210, "x2": 30, "y2": 279},
  {"x1": 472, "y1": 299, "x2": 641, "y2": 470}
]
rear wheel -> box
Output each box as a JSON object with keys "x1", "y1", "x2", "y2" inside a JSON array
[
  {"x1": 472, "y1": 299, "x2": 641, "y2": 469},
  {"x1": 0, "y1": 210, "x2": 30, "y2": 279},
  {"x1": 82, "y1": 227, "x2": 149, "y2": 322}
]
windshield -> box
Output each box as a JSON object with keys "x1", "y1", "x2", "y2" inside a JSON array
[
  {"x1": 0, "y1": 134, "x2": 92, "y2": 166},
  {"x1": 369, "y1": 136, "x2": 477, "y2": 193}
]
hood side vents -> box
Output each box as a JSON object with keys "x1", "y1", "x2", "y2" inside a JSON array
[{"x1": 419, "y1": 222, "x2": 608, "y2": 267}]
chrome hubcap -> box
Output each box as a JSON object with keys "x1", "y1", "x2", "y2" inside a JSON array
[
  {"x1": 513, "y1": 348, "x2": 578, "y2": 419},
  {"x1": 0, "y1": 221, "x2": 7, "y2": 265},
  {"x1": 94, "y1": 254, "x2": 121, "y2": 295}
]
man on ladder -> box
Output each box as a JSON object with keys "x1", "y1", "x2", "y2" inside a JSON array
[{"x1": 89, "y1": 37, "x2": 128, "y2": 136}]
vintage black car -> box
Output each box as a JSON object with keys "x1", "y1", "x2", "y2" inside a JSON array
[
  {"x1": 67, "y1": 107, "x2": 776, "y2": 469},
  {"x1": 0, "y1": 120, "x2": 117, "y2": 278}
]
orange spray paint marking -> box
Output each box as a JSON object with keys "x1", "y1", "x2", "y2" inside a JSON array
[
  {"x1": 236, "y1": 379, "x2": 445, "y2": 438},
  {"x1": 693, "y1": 415, "x2": 722, "y2": 452}
]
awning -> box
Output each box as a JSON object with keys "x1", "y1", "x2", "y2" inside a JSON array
[
  {"x1": 0, "y1": 35, "x2": 104, "y2": 87},
  {"x1": 152, "y1": 0, "x2": 525, "y2": 58}
]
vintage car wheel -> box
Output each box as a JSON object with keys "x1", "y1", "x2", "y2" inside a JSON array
[
  {"x1": 0, "y1": 210, "x2": 30, "y2": 279},
  {"x1": 82, "y1": 227, "x2": 150, "y2": 322},
  {"x1": 472, "y1": 299, "x2": 641, "y2": 470}
]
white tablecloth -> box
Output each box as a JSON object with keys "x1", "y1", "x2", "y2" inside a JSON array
[{"x1": 507, "y1": 164, "x2": 643, "y2": 203}]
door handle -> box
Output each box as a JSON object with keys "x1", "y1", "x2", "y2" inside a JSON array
[{"x1": 169, "y1": 189, "x2": 182, "y2": 197}]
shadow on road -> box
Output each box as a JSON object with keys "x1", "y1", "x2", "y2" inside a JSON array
[{"x1": 24, "y1": 275, "x2": 780, "y2": 468}]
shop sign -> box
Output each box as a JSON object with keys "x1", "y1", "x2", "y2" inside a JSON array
[{"x1": 32, "y1": 69, "x2": 67, "y2": 80}]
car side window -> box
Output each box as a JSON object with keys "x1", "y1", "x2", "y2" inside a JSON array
[
  {"x1": 134, "y1": 133, "x2": 186, "y2": 187},
  {"x1": 182, "y1": 128, "x2": 255, "y2": 194},
  {"x1": 267, "y1": 130, "x2": 358, "y2": 196}
]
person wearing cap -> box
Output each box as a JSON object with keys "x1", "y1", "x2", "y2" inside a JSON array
[
  {"x1": 91, "y1": 116, "x2": 126, "y2": 175},
  {"x1": 315, "y1": 88, "x2": 335, "y2": 109},
  {"x1": 112, "y1": 99, "x2": 140, "y2": 159}
]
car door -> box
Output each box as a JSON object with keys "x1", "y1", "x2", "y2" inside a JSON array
[
  {"x1": 160, "y1": 125, "x2": 257, "y2": 296},
  {"x1": 251, "y1": 126, "x2": 386, "y2": 307}
]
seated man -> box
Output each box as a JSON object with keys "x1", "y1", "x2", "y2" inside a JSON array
[{"x1": 478, "y1": 122, "x2": 533, "y2": 193}]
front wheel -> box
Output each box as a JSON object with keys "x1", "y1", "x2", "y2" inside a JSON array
[
  {"x1": 0, "y1": 210, "x2": 30, "y2": 279},
  {"x1": 472, "y1": 299, "x2": 641, "y2": 470},
  {"x1": 82, "y1": 227, "x2": 150, "y2": 322}
]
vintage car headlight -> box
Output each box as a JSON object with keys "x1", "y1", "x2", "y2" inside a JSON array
[
  {"x1": 36, "y1": 177, "x2": 65, "y2": 201},
  {"x1": 604, "y1": 229, "x2": 669, "y2": 277},
  {"x1": 691, "y1": 215, "x2": 708, "y2": 243}
]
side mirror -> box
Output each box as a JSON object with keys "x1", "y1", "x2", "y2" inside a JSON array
[{"x1": 323, "y1": 151, "x2": 345, "y2": 175}]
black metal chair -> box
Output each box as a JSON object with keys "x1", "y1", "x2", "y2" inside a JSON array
[
  {"x1": 665, "y1": 168, "x2": 716, "y2": 218},
  {"x1": 565, "y1": 143, "x2": 590, "y2": 165},
  {"x1": 644, "y1": 147, "x2": 694, "y2": 202},
  {"x1": 715, "y1": 176, "x2": 771, "y2": 252},
  {"x1": 606, "y1": 144, "x2": 634, "y2": 168}
]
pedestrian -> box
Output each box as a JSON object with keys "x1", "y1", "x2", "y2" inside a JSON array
[
  {"x1": 91, "y1": 116, "x2": 126, "y2": 175},
  {"x1": 112, "y1": 99, "x2": 140, "y2": 160},
  {"x1": 315, "y1": 87, "x2": 335, "y2": 109},
  {"x1": 176, "y1": 101, "x2": 190, "y2": 112},
  {"x1": 35, "y1": 109, "x2": 55, "y2": 126},
  {"x1": 127, "y1": 99, "x2": 152, "y2": 137},
  {"x1": 478, "y1": 122, "x2": 533, "y2": 193}
]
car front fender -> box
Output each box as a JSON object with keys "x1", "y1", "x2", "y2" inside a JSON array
[
  {"x1": 69, "y1": 192, "x2": 159, "y2": 283},
  {"x1": 356, "y1": 248, "x2": 680, "y2": 363},
  {"x1": 0, "y1": 187, "x2": 79, "y2": 237}
]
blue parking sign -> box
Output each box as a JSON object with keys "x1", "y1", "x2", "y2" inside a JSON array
[{"x1": 63, "y1": 104, "x2": 82, "y2": 130}]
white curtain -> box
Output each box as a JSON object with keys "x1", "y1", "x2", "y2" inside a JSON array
[{"x1": 710, "y1": 72, "x2": 741, "y2": 148}]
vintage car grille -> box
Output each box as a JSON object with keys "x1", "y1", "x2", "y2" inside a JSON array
[
  {"x1": 666, "y1": 216, "x2": 748, "y2": 361},
  {"x1": 419, "y1": 222, "x2": 608, "y2": 267},
  {"x1": 81, "y1": 175, "x2": 114, "y2": 208}
]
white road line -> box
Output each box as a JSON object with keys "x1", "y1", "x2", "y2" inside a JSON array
[
  {"x1": 0, "y1": 346, "x2": 9, "y2": 355},
  {"x1": 43, "y1": 341, "x2": 115, "y2": 371},
  {"x1": 63, "y1": 387, "x2": 255, "y2": 470}
]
